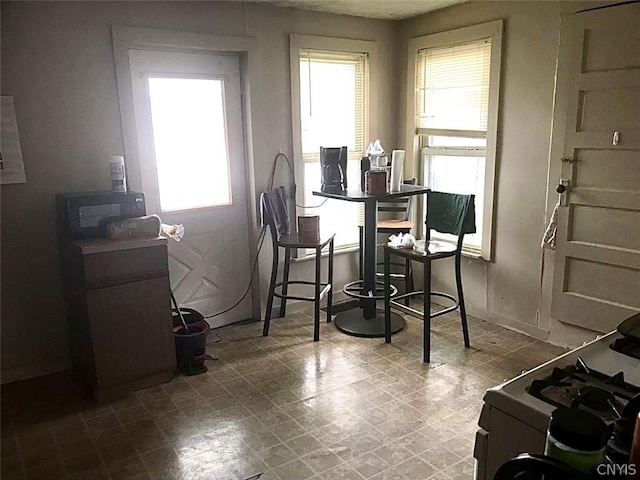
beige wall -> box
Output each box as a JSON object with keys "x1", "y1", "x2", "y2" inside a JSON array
[
  {"x1": 397, "y1": 1, "x2": 563, "y2": 339},
  {"x1": 397, "y1": 1, "x2": 612, "y2": 343},
  {"x1": 1, "y1": 0, "x2": 613, "y2": 382},
  {"x1": 0, "y1": 1, "x2": 398, "y2": 381}
]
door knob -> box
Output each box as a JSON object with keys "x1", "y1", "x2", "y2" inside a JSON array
[{"x1": 556, "y1": 180, "x2": 570, "y2": 206}]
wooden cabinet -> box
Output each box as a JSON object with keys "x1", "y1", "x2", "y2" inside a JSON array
[{"x1": 60, "y1": 237, "x2": 175, "y2": 399}]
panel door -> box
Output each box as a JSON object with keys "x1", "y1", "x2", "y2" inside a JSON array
[
  {"x1": 551, "y1": 3, "x2": 640, "y2": 332},
  {"x1": 129, "y1": 49, "x2": 253, "y2": 327}
]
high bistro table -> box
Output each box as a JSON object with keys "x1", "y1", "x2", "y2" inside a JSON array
[{"x1": 313, "y1": 184, "x2": 430, "y2": 337}]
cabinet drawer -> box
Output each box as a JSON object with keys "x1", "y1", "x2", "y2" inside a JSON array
[{"x1": 83, "y1": 245, "x2": 168, "y2": 282}]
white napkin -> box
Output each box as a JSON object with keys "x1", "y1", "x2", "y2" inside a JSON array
[
  {"x1": 388, "y1": 232, "x2": 416, "y2": 248},
  {"x1": 161, "y1": 223, "x2": 185, "y2": 242}
]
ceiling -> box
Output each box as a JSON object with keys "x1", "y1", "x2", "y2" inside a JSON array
[{"x1": 249, "y1": 0, "x2": 470, "y2": 20}]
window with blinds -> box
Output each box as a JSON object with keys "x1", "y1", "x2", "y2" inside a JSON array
[
  {"x1": 299, "y1": 49, "x2": 367, "y2": 249},
  {"x1": 416, "y1": 38, "x2": 492, "y2": 254}
]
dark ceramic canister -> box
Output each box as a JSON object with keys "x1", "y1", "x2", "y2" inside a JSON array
[{"x1": 365, "y1": 169, "x2": 387, "y2": 195}]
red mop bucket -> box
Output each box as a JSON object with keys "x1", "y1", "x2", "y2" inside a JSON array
[{"x1": 172, "y1": 307, "x2": 211, "y2": 375}]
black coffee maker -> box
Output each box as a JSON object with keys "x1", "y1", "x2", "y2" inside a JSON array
[{"x1": 320, "y1": 146, "x2": 348, "y2": 192}]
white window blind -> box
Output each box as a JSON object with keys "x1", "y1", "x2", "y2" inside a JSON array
[
  {"x1": 416, "y1": 39, "x2": 491, "y2": 132},
  {"x1": 299, "y1": 49, "x2": 367, "y2": 249}
]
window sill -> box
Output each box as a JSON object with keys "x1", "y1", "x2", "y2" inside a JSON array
[
  {"x1": 461, "y1": 247, "x2": 484, "y2": 260},
  {"x1": 293, "y1": 244, "x2": 359, "y2": 263}
]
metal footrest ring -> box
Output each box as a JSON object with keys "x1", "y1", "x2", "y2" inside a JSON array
[{"x1": 342, "y1": 280, "x2": 398, "y2": 300}]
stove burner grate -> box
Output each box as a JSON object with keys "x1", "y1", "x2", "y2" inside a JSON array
[
  {"x1": 527, "y1": 357, "x2": 640, "y2": 419},
  {"x1": 572, "y1": 386, "x2": 615, "y2": 412}
]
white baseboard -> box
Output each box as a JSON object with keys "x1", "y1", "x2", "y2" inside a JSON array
[
  {"x1": 428, "y1": 296, "x2": 550, "y2": 341},
  {"x1": 467, "y1": 305, "x2": 549, "y2": 340},
  {"x1": 547, "y1": 318, "x2": 600, "y2": 349}
]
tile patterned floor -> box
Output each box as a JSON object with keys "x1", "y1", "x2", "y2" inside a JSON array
[{"x1": 1, "y1": 305, "x2": 567, "y2": 480}]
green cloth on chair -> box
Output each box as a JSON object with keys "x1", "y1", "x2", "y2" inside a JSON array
[{"x1": 426, "y1": 192, "x2": 476, "y2": 236}]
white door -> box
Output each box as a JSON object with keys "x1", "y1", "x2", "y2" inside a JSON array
[
  {"x1": 550, "y1": 3, "x2": 640, "y2": 333},
  {"x1": 129, "y1": 49, "x2": 253, "y2": 327}
]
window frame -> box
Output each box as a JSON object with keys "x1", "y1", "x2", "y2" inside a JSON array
[
  {"x1": 290, "y1": 34, "x2": 378, "y2": 254},
  {"x1": 404, "y1": 21, "x2": 503, "y2": 261}
]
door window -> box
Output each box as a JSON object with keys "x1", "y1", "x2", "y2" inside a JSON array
[{"x1": 147, "y1": 76, "x2": 231, "y2": 212}]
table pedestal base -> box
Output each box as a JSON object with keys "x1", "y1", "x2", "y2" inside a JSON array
[{"x1": 334, "y1": 308, "x2": 405, "y2": 338}]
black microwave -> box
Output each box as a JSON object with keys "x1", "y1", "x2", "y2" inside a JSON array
[{"x1": 56, "y1": 191, "x2": 146, "y2": 239}]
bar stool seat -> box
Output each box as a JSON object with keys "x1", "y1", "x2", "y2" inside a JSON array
[{"x1": 376, "y1": 219, "x2": 413, "y2": 230}]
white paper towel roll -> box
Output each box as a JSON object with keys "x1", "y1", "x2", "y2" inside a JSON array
[{"x1": 390, "y1": 150, "x2": 405, "y2": 192}]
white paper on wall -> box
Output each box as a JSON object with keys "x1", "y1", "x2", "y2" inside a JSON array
[{"x1": 1, "y1": 96, "x2": 27, "y2": 184}]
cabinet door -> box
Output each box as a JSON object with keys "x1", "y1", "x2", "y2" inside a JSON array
[{"x1": 86, "y1": 276, "x2": 175, "y2": 389}]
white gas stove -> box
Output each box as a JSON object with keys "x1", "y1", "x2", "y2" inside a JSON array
[{"x1": 473, "y1": 330, "x2": 640, "y2": 480}]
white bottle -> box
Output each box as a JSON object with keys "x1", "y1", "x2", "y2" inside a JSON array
[{"x1": 109, "y1": 155, "x2": 127, "y2": 192}]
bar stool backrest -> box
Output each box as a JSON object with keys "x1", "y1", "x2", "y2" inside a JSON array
[
  {"x1": 260, "y1": 186, "x2": 291, "y2": 240},
  {"x1": 425, "y1": 191, "x2": 476, "y2": 249}
]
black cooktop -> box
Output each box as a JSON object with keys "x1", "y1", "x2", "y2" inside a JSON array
[{"x1": 527, "y1": 357, "x2": 640, "y2": 422}]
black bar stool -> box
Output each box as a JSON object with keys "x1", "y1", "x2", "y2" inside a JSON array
[
  {"x1": 383, "y1": 191, "x2": 476, "y2": 362},
  {"x1": 260, "y1": 187, "x2": 335, "y2": 342}
]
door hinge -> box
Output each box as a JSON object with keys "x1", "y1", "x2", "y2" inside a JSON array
[{"x1": 561, "y1": 157, "x2": 576, "y2": 163}]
